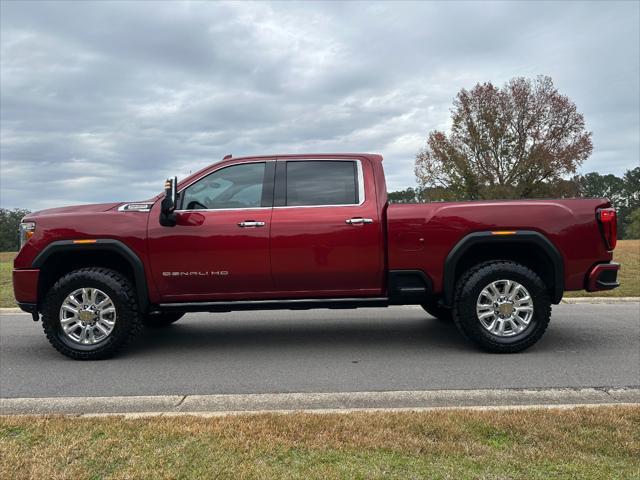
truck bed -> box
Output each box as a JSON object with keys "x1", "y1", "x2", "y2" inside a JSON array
[{"x1": 386, "y1": 198, "x2": 613, "y2": 294}]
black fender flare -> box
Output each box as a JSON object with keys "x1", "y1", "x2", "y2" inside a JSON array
[
  {"x1": 32, "y1": 239, "x2": 149, "y2": 312},
  {"x1": 442, "y1": 230, "x2": 564, "y2": 306}
]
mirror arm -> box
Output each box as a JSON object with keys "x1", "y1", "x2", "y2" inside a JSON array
[
  {"x1": 159, "y1": 211, "x2": 177, "y2": 227},
  {"x1": 159, "y1": 176, "x2": 178, "y2": 227}
]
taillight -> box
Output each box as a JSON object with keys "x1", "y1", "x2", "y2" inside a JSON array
[{"x1": 597, "y1": 208, "x2": 617, "y2": 250}]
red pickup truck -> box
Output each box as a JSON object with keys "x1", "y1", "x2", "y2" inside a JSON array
[{"x1": 13, "y1": 154, "x2": 619, "y2": 359}]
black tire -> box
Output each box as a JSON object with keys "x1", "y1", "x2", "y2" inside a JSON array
[
  {"x1": 42, "y1": 268, "x2": 142, "y2": 360},
  {"x1": 142, "y1": 312, "x2": 185, "y2": 328},
  {"x1": 421, "y1": 298, "x2": 453, "y2": 322},
  {"x1": 452, "y1": 260, "x2": 551, "y2": 353}
]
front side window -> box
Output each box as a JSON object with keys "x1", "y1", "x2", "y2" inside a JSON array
[
  {"x1": 182, "y1": 162, "x2": 266, "y2": 210},
  {"x1": 285, "y1": 160, "x2": 359, "y2": 206}
]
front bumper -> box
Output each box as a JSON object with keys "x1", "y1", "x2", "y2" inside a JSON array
[
  {"x1": 12, "y1": 268, "x2": 39, "y2": 304},
  {"x1": 15, "y1": 302, "x2": 39, "y2": 322},
  {"x1": 586, "y1": 262, "x2": 620, "y2": 292}
]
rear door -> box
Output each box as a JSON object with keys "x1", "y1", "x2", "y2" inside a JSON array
[{"x1": 269, "y1": 157, "x2": 384, "y2": 296}]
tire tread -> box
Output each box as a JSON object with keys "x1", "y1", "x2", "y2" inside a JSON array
[
  {"x1": 452, "y1": 260, "x2": 552, "y2": 353},
  {"x1": 42, "y1": 267, "x2": 142, "y2": 360}
]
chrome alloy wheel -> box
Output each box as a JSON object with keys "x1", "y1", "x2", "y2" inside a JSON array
[
  {"x1": 59, "y1": 287, "x2": 116, "y2": 345},
  {"x1": 475, "y1": 279, "x2": 534, "y2": 337}
]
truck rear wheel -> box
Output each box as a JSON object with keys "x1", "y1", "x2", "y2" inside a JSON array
[
  {"x1": 42, "y1": 268, "x2": 142, "y2": 360},
  {"x1": 142, "y1": 312, "x2": 185, "y2": 328},
  {"x1": 453, "y1": 261, "x2": 551, "y2": 353}
]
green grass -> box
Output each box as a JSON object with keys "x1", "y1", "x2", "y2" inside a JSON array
[
  {"x1": 0, "y1": 252, "x2": 15, "y2": 308},
  {"x1": 1, "y1": 240, "x2": 638, "y2": 307},
  {"x1": 1, "y1": 406, "x2": 639, "y2": 479}
]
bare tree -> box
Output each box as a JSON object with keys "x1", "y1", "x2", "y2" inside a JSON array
[{"x1": 415, "y1": 76, "x2": 592, "y2": 199}]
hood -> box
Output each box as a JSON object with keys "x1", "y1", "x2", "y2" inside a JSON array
[{"x1": 27, "y1": 202, "x2": 122, "y2": 218}]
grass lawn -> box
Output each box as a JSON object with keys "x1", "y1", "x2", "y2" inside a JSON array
[
  {"x1": 0, "y1": 252, "x2": 16, "y2": 308},
  {"x1": 1, "y1": 406, "x2": 639, "y2": 479},
  {"x1": 0, "y1": 240, "x2": 638, "y2": 307}
]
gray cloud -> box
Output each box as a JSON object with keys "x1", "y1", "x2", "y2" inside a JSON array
[{"x1": 1, "y1": 0, "x2": 638, "y2": 210}]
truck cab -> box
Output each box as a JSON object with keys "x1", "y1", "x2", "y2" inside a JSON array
[{"x1": 147, "y1": 154, "x2": 386, "y2": 303}]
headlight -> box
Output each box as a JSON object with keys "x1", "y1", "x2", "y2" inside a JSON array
[{"x1": 19, "y1": 221, "x2": 36, "y2": 249}]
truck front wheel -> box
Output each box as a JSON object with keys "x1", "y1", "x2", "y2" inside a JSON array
[
  {"x1": 41, "y1": 268, "x2": 142, "y2": 360},
  {"x1": 453, "y1": 261, "x2": 551, "y2": 353}
]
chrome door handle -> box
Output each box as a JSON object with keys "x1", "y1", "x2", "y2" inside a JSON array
[
  {"x1": 238, "y1": 221, "x2": 266, "y2": 228},
  {"x1": 345, "y1": 217, "x2": 373, "y2": 225}
]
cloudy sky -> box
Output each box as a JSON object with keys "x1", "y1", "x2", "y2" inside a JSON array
[{"x1": 1, "y1": 0, "x2": 638, "y2": 210}]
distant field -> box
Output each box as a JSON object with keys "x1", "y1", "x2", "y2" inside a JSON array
[
  {"x1": 0, "y1": 240, "x2": 638, "y2": 308},
  {"x1": 0, "y1": 252, "x2": 15, "y2": 308},
  {"x1": 1, "y1": 406, "x2": 639, "y2": 479}
]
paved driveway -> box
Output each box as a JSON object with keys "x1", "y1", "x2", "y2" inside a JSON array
[{"x1": 1, "y1": 304, "x2": 638, "y2": 398}]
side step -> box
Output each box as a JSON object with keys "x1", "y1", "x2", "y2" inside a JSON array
[{"x1": 156, "y1": 297, "x2": 390, "y2": 313}]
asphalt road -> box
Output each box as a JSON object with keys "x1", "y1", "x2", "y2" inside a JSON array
[{"x1": 1, "y1": 304, "x2": 638, "y2": 398}]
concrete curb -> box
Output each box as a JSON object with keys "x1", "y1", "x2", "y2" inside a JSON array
[
  {"x1": 2, "y1": 387, "x2": 638, "y2": 416},
  {"x1": 561, "y1": 297, "x2": 640, "y2": 304},
  {"x1": 0, "y1": 308, "x2": 25, "y2": 313},
  {"x1": 77, "y1": 403, "x2": 640, "y2": 419}
]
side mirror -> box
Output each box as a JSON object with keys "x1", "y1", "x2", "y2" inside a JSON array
[{"x1": 159, "y1": 176, "x2": 178, "y2": 227}]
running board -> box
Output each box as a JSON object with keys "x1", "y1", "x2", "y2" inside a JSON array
[{"x1": 156, "y1": 297, "x2": 390, "y2": 313}]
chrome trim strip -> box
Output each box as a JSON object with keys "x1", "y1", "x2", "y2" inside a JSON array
[
  {"x1": 274, "y1": 158, "x2": 366, "y2": 209},
  {"x1": 174, "y1": 207, "x2": 272, "y2": 213},
  {"x1": 175, "y1": 157, "x2": 366, "y2": 212},
  {"x1": 175, "y1": 205, "x2": 361, "y2": 212},
  {"x1": 357, "y1": 159, "x2": 365, "y2": 204},
  {"x1": 273, "y1": 204, "x2": 363, "y2": 210},
  {"x1": 118, "y1": 203, "x2": 152, "y2": 212}
]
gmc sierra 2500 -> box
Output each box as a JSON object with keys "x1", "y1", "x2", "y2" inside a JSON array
[{"x1": 13, "y1": 154, "x2": 620, "y2": 359}]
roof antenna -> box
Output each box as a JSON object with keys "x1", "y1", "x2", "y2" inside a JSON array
[{"x1": 223, "y1": 154, "x2": 232, "y2": 160}]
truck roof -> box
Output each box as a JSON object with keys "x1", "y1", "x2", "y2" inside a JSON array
[
  {"x1": 173, "y1": 153, "x2": 384, "y2": 195},
  {"x1": 223, "y1": 153, "x2": 383, "y2": 161}
]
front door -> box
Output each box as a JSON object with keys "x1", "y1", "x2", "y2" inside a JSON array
[
  {"x1": 147, "y1": 160, "x2": 275, "y2": 302},
  {"x1": 269, "y1": 158, "x2": 384, "y2": 297}
]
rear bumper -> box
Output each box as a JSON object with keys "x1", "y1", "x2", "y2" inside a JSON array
[
  {"x1": 586, "y1": 262, "x2": 620, "y2": 292},
  {"x1": 12, "y1": 269, "x2": 39, "y2": 304}
]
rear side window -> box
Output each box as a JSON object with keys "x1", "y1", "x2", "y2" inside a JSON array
[{"x1": 285, "y1": 160, "x2": 359, "y2": 206}]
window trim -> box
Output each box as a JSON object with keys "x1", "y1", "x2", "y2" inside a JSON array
[
  {"x1": 274, "y1": 159, "x2": 366, "y2": 209},
  {"x1": 175, "y1": 160, "x2": 275, "y2": 212}
]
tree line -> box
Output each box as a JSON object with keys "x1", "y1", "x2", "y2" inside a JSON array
[{"x1": 0, "y1": 208, "x2": 31, "y2": 251}]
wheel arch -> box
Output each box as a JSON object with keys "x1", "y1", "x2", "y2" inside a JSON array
[
  {"x1": 32, "y1": 239, "x2": 149, "y2": 313},
  {"x1": 442, "y1": 231, "x2": 564, "y2": 307}
]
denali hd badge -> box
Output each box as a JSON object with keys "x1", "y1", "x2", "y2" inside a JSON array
[{"x1": 162, "y1": 271, "x2": 229, "y2": 276}]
